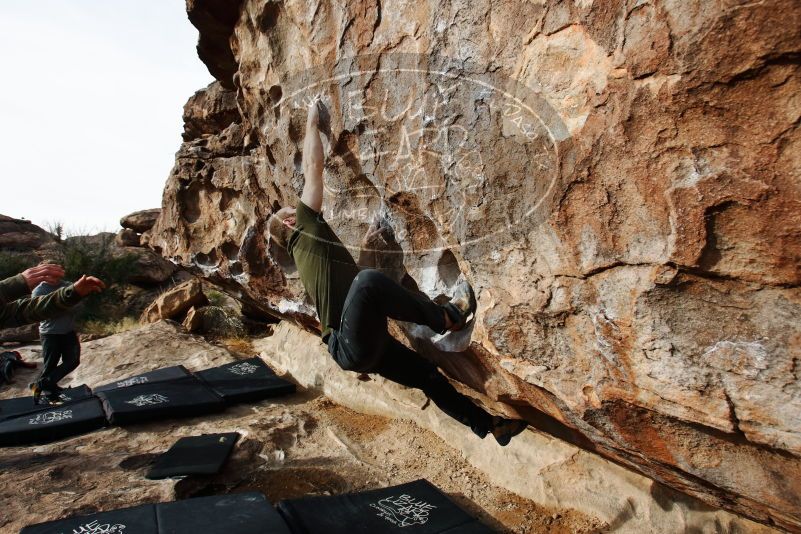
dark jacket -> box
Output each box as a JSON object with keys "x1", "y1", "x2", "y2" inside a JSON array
[{"x1": 0, "y1": 274, "x2": 82, "y2": 328}]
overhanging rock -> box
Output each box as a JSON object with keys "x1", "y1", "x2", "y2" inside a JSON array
[{"x1": 152, "y1": 1, "x2": 801, "y2": 529}]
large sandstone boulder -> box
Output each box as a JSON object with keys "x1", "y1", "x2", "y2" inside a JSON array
[
  {"x1": 120, "y1": 208, "x2": 161, "y2": 233},
  {"x1": 149, "y1": 0, "x2": 801, "y2": 529},
  {"x1": 140, "y1": 279, "x2": 208, "y2": 323}
]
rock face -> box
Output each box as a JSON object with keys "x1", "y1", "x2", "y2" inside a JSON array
[{"x1": 150, "y1": 1, "x2": 801, "y2": 529}]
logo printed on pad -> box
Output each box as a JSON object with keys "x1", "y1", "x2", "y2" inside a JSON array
[
  {"x1": 227, "y1": 362, "x2": 259, "y2": 376},
  {"x1": 70, "y1": 519, "x2": 126, "y2": 533},
  {"x1": 125, "y1": 393, "x2": 169, "y2": 407},
  {"x1": 116, "y1": 376, "x2": 149, "y2": 388},
  {"x1": 29, "y1": 409, "x2": 73, "y2": 425},
  {"x1": 370, "y1": 494, "x2": 437, "y2": 527}
]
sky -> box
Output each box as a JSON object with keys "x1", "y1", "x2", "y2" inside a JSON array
[{"x1": 0, "y1": 1, "x2": 213, "y2": 234}]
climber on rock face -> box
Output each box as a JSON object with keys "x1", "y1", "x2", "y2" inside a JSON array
[{"x1": 268, "y1": 99, "x2": 528, "y2": 446}]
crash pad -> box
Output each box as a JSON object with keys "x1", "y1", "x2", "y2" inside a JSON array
[
  {"x1": 277, "y1": 479, "x2": 493, "y2": 533},
  {"x1": 0, "y1": 397, "x2": 107, "y2": 446},
  {"x1": 147, "y1": 432, "x2": 240, "y2": 479},
  {"x1": 0, "y1": 384, "x2": 93, "y2": 421},
  {"x1": 94, "y1": 365, "x2": 192, "y2": 392},
  {"x1": 97, "y1": 376, "x2": 224, "y2": 425},
  {"x1": 157, "y1": 492, "x2": 292, "y2": 534},
  {"x1": 196, "y1": 357, "x2": 295, "y2": 404}
]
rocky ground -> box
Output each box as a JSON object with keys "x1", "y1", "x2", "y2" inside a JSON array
[{"x1": 0, "y1": 322, "x2": 603, "y2": 534}]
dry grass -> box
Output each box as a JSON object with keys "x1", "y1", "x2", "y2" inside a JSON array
[
  {"x1": 219, "y1": 336, "x2": 257, "y2": 357},
  {"x1": 81, "y1": 316, "x2": 140, "y2": 337}
]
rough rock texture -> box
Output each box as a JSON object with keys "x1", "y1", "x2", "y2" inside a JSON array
[
  {"x1": 151, "y1": 1, "x2": 801, "y2": 529},
  {"x1": 140, "y1": 279, "x2": 208, "y2": 323},
  {"x1": 120, "y1": 208, "x2": 161, "y2": 233}
]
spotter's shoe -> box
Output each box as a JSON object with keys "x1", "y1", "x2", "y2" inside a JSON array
[
  {"x1": 443, "y1": 281, "x2": 477, "y2": 332},
  {"x1": 29, "y1": 383, "x2": 43, "y2": 405},
  {"x1": 40, "y1": 393, "x2": 65, "y2": 406},
  {"x1": 491, "y1": 417, "x2": 528, "y2": 446}
]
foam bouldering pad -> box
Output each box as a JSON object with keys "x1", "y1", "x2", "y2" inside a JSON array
[
  {"x1": 277, "y1": 479, "x2": 493, "y2": 533},
  {"x1": 196, "y1": 357, "x2": 295, "y2": 403},
  {"x1": 94, "y1": 365, "x2": 192, "y2": 392},
  {"x1": 0, "y1": 397, "x2": 107, "y2": 447},
  {"x1": 156, "y1": 492, "x2": 292, "y2": 534},
  {"x1": 0, "y1": 384, "x2": 93, "y2": 422},
  {"x1": 147, "y1": 432, "x2": 240, "y2": 479},
  {"x1": 97, "y1": 376, "x2": 225, "y2": 426},
  {"x1": 21, "y1": 503, "x2": 157, "y2": 534}
]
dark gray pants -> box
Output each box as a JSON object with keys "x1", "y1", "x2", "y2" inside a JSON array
[
  {"x1": 328, "y1": 269, "x2": 492, "y2": 437},
  {"x1": 37, "y1": 332, "x2": 80, "y2": 392}
]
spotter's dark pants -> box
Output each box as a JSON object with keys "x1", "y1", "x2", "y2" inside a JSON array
[
  {"x1": 328, "y1": 269, "x2": 492, "y2": 437},
  {"x1": 36, "y1": 332, "x2": 80, "y2": 393}
]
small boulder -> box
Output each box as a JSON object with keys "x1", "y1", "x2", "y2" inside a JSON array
[
  {"x1": 140, "y1": 279, "x2": 208, "y2": 324},
  {"x1": 183, "y1": 305, "x2": 245, "y2": 338},
  {"x1": 120, "y1": 209, "x2": 161, "y2": 233},
  {"x1": 115, "y1": 228, "x2": 141, "y2": 247}
]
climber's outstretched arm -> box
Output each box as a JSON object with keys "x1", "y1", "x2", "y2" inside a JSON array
[{"x1": 301, "y1": 100, "x2": 324, "y2": 213}]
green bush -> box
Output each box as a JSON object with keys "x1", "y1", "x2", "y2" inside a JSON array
[
  {"x1": 0, "y1": 252, "x2": 37, "y2": 281},
  {"x1": 59, "y1": 235, "x2": 137, "y2": 285},
  {"x1": 53, "y1": 234, "x2": 139, "y2": 322}
]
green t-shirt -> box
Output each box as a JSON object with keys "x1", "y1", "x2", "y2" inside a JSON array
[{"x1": 287, "y1": 201, "x2": 359, "y2": 341}]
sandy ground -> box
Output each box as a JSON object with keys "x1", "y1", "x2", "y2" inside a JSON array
[{"x1": 0, "y1": 339, "x2": 603, "y2": 533}]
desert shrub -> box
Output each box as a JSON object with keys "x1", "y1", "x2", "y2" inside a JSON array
[
  {"x1": 52, "y1": 234, "x2": 139, "y2": 322},
  {"x1": 0, "y1": 252, "x2": 37, "y2": 281},
  {"x1": 59, "y1": 235, "x2": 136, "y2": 284},
  {"x1": 206, "y1": 288, "x2": 228, "y2": 308}
]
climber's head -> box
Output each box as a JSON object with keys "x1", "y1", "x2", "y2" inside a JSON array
[{"x1": 268, "y1": 206, "x2": 297, "y2": 249}]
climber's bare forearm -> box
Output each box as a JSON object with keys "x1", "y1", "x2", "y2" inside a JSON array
[{"x1": 301, "y1": 101, "x2": 324, "y2": 213}]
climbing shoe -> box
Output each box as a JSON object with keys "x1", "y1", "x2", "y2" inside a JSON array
[
  {"x1": 443, "y1": 280, "x2": 477, "y2": 331},
  {"x1": 491, "y1": 417, "x2": 528, "y2": 446},
  {"x1": 30, "y1": 383, "x2": 43, "y2": 405},
  {"x1": 40, "y1": 392, "x2": 64, "y2": 406}
]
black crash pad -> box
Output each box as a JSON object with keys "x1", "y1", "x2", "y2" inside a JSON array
[
  {"x1": 196, "y1": 357, "x2": 295, "y2": 403},
  {"x1": 0, "y1": 397, "x2": 107, "y2": 447},
  {"x1": 94, "y1": 365, "x2": 192, "y2": 392},
  {"x1": 0, "y1": 384, "x2": 93, "y2": 422},
  {"x1": 21, "y1": 503, "x2": 157, "y2": 534},
  {"x1": 97, "y1": 376, "x2": 225, "y2": 425},
  {"x1": 23, "y1": 493, "x2": 290, "y2": 534},
  {"x1": 147, "y1": 432, "x2": 240, "y2": 479},
  {"x1": 157, "y1": 492, "x2": 292, "y2": 534},
  {"x1": 277, "y1": 479, "x2": 494, "y2": 534}
]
